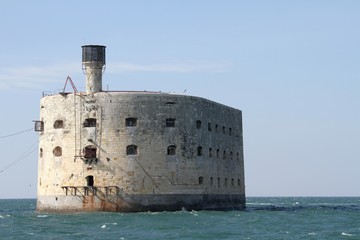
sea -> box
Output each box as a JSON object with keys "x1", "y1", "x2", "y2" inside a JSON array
[{"x1": 0, "y1": 197, "x2": 359, "y2": 239}]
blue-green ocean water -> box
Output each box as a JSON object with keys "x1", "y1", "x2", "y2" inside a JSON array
[{"x1": 0, "y1": 197, "x2": 359, "y2": 239}]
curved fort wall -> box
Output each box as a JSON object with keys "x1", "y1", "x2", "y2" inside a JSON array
[{"x1": 37, "y1": 91, "x2": 245, "y2": 212}]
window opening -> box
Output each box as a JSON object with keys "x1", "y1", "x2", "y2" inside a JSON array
[
  {"x1": 223, "y1": 150, "x2": 226, "y2": 159},
  {"x1": 230, "y1": 151, "x2": 233, "y2": 160},
  {"x1": 84, "y1": 145, "x2": 97, "y2": 158},
  {"x1": 231, "y1": 178, "x2": 234, "y2": 187},
  {"x1": 83, "y1": 118, "x2": 96, "y2": 127},
  {"x1": 166, "y1": 118, "x2": 176, "y2": 127},
  {"x1": 229, "y1": 128, "x2": 232, "y2": 136},
  {"x1": 197, "y1": 146, "x2": 203, "y2": 156},
  {"x1": 208, "y1": 123, "x2": 212, "y2": 131},
  {"x1": 224, "y1": 178, "x2": 228, "y2": 187},
  {"x1": 40, "y1": 148, "x2": 43, "y2": 158},
  {"x1": 222, "y1": 126, "x2": 226, "y2": 134},
  {"x1": 53, "y1": 146, "x2": 62, "y2": 157},
  {"x1": 217, "y1": 178, "x2": 221, "y2": 187},
  {"x1": 167, "y1": 145, "x2": 176, "y2": 155},
  {"x1": 86, "y1": 175, "x2": 94, "y2": 187},
  {"x1": 126, "y1": 117, "x2": 137, "y2": 127},
  {"x1": 216, "y1": 149, "x2": 220, "y2": 158},
  {"x1": 209, "y1": 148, "x2": 212, "y2": 157},
  {"x1": 196, "y1": 120, "x2": 202, "y2": 129},
  {"x1": 126, "y1": 145, "x2": 138, "y2": 155},
  {"x1": 53, "y1": 120, "x2": 64, "y2": 129},
  {"x1": 215, "y1": 124, "x2": 218, "y2": 132},
  {"x1": 199, "y1": 177, "x2": 204, "y2": 185},
  {"x1": 210, "y1": 177, "x2": 214, "y2": 186},
  {"x1": 238, "y1": 179, "x2": 241, "y2": 187}
]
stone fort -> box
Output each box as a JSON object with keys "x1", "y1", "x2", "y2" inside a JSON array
[{"x1": 36, "y1": 45, "x2": 245, "y2": 212}]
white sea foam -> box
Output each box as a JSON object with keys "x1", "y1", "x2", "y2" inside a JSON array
[
  {"x1": 37, "y1": 215, "x2": 48, "y2": 218},
  {"x1": 341, "y1": 232, "x2": 354, "y2": 237},
  {"x1": 308, "y1": 232, "x2": 317, "y2": 235},
  {"x1": 0, "y1": 215, "x2": 4, "y2": 219},
  {"x1": 100, "y1": 224, "x2": 107, "y2": 229}
]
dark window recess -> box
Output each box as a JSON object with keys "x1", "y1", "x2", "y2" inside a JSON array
[
  {"x1": 210, "y1": 177, "x2": 214, "y2": 186},
  {"x1": 83, "y1": 118, "x2": 96, "y2": 127},
  {"x1": 229, "y1": 128, "x2": 232, "y2": 136},
  {"x1": 53, "y1": 120, "x2": 64, "y2": 129},
  {"x1": 166, "y1": 118, "x2": 176, "y2": 127},
  {"x1": 216, "y1": 149, "x2": 220, "y2": 158},
  {"x1": 230, "y1": 151, "x2": 233, "y2": 160},
  {"x1": 224, "y1": 178, "x2": 228, "y2": 187},
  {"x1": 40, "y1": 148, "x2": 43, "y2": 158},
  {"x1": 215, "y1": 124, "x2": 218, "y2": 132},
  {"x1": 34, "y1": 121, "x2": 44, "y2": 132},
  {"x1": 197, "y1": 146, "x2": 203, "y2": 156},
  {"x1": 126, "y1": 145, "x2": 138, "y2": 155},
  {"x1": 84, "y1": 145, "x2": 97, "y2": 158},
  {"x1": 223, "y1": 150, "x2": 227, "y2": 159},
  {"x1": 199, "y1": 176, "x2": 204, "y2": 185},
  {"x1": 237, "y1": 152, "x2": 240, "y2": 160},
  {"x1": 208, "y1": 123, "x2": 212, "y2": 131},
  {"x1": 167, "y1": 145, "x2": 176, "y2": 155},
  {"x1": 86, "y1": 175, "x2": 94, "y2": 187},
  {"x1": 238, "y1": 179, "x2": 241, "y2": 187},
  {"x1": 165, "y1": 101, "x2": 176, "y2": 105},
  {"x1": 222, "y1": 126, "x2": 226, "y2": 134},
  {"x1": 217, "y1": 178, "x2": 221, "y2": 187},
  {"x1": 126, "y1": 117, "x2": 137, "y2": 127},
  {"x1": 231, "y1": 178, "x2": 234, "y2": 187},
  {"x1": 209, "y1": 148, "x2": 213, "y2": 157},
  {"x1": 53, "y1": 146, "x2": 62, "y2": 157},
  {"x1": 196, "y1": 120, "x2": 202, "y2": 129}
]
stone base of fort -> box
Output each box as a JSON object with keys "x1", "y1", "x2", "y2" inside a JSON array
[{"x1": 37, "y1": 193, "x2": 246, "y2": 212}]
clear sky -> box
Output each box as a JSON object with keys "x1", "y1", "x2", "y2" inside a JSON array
[{"x1": 0, "y1": 0, "x2": 359, "y2": 198}]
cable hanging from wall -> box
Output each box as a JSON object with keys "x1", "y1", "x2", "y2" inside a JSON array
[
  {"x1": 0, "y1": 141, "x2": 38, "y2": 174},
  {"x1": 0, "y1": 128, "x2": 33, "y2": 139}
]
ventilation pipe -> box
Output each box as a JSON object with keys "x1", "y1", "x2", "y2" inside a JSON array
[{"x1": 82, "y1": 45, "x2": 106, "y2": 93}]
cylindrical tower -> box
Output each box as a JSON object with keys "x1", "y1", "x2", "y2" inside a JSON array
[{"x1": 82, "y1": 45, "x2": 106, "y2": 93}]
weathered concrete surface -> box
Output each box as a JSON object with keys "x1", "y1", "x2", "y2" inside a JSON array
[{"x1": 37, "y1": 91, "x2": 245, "y2": 212}]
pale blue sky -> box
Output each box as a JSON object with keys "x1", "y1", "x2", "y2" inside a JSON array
[{"x1": 0, "y1": 0, "x2": 359, "y2": 198}]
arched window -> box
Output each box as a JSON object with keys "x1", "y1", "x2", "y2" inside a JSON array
[
  {"x1": 223, "y1": 150, "x2": 227, "y2": 159},
  {"x1": 229, "y1": 128, "x2": 232, "y2": 136},
  {"x1": 238, "y1": 179, "x2": 241, "y2": 187},
  {"x1": 237, "y1": 152, "x2": 240, "y2": 160},
  {"x1": 167, "y1": 145, "x2": 176, "y2": 155},
  {"x1": 197, "y1": 146, "x2": 203, "y2": 156},
  {"x1": 53, "y1": 146, "x2": 62, "y2": 157},
  {"x1": 230, "y1": 151, "x2": 233, "y2": 160},
  {"x1": 166, "y1": 118, "x2": 176, "y2": 127},
  {"x1": 224, "y1": 178, "x2": 228, "y2": 187},
  {"x1": 196, "y1": 120, "x2": 202, "y2": 129},
  {"x1": 83, "y1": 118, "x2": 96, "y2": 127},
  {"x1": 215, "y1": 124, "x2": 218, "y2": 132},
  {"x1": 231, "y1": 178, "x2": 234, "y2": 187},
  {"x1": 126, "y1": 117, "x2": 137, "y2": 127},
  {"x1": 86, "y1": 175, "x2": 94, "y2": 187},
  {"x1": 40, "y1": 148, "x2": 43, "y2": 158},
  {"x1": 210, "y1": 177, "x2": 214, "y2": 186},
  {"x1": 126, "y1": 145, "x2": 138, "y2": 155},
  {"x1": 216, "y1": 149, "x2": 220, "y2": 158},
  {"x1": 209, "y1": 148, "x2": 213, "y2": 158},
  {"x1": 83, "y1": 145, "x2": 97, "y2": 158},
  {"x1": 222, "y1": 126, "x2": 226, "y2": 134},
  {"x1": 208, "y1": 122, "x2": 212, "y2": 131},
  {"x1": 53, "y1": 120, "x2": 64, "y2": 129}
]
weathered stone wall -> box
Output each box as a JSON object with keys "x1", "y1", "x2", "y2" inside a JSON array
[{"x1": 37, "y1": 91, "x2": 245, "y2": 211}]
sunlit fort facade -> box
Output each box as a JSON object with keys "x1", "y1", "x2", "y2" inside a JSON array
[{"x1": 35, "y1": 45, "x2": 245, "y2": 212}]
